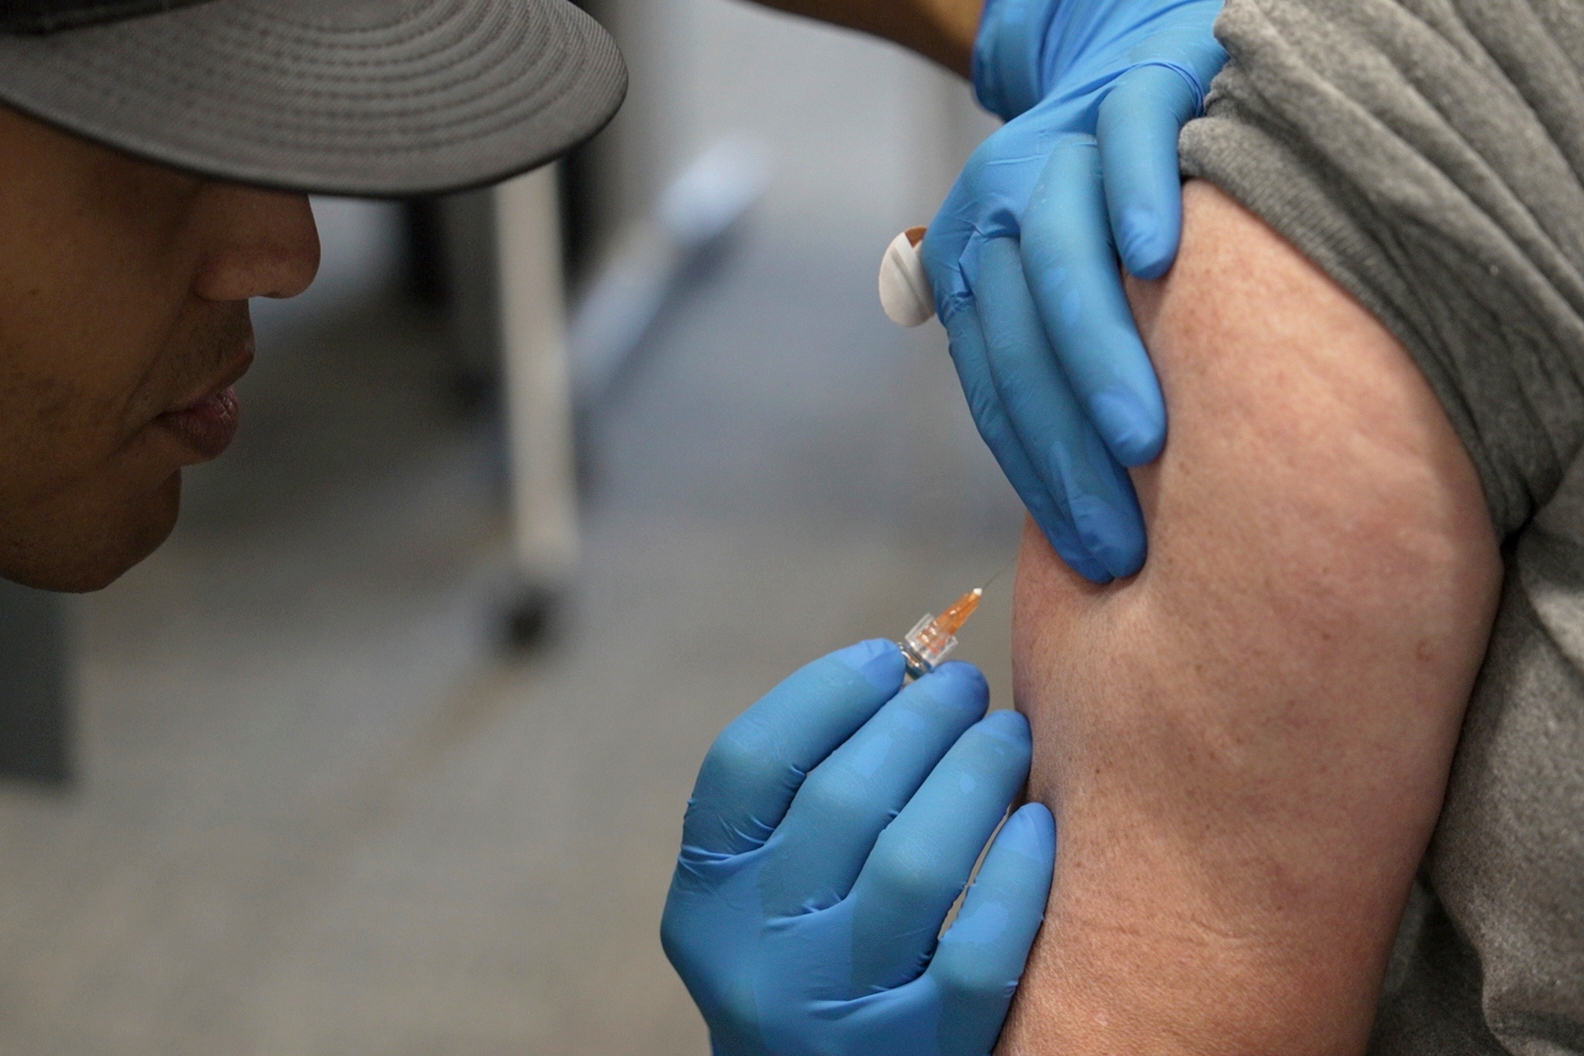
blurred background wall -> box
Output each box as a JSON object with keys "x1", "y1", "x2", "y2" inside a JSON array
[{"x1": 0, "y1": 2, "x2": 1016, "y2": 1054}]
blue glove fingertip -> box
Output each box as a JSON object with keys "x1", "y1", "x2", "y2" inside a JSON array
[
  {"x1": 1116, "y1": 204, "x2": 1177, "y2": 281},
  {"x1": 1090, "y1": 386, "x2": 1165, "y2": 467},
  {"x1": 1067, "y1": 491, "x2": 1146, "y2": 579},
  {"x1": 836, "y1": 638, "x2": 908, "y2": 692},
  {"x1": 975, "y1": 709, "x2": 1030, "y2": 747},
  {"x1": 995, "y1": 802, "x2": 1056, "y2": 863},
  {"x1": 917, "y1": 661, "x2": 991, "y2": 713},
  {"x1": 1051, "y1": 534, "x2": 1114, "y2": 584}
]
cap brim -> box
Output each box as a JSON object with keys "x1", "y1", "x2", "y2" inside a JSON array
[{"x1": 0, "y1": 0, "x2": 627, "y2": 197}]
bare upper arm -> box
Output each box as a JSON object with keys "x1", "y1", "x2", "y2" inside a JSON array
[
  {"x1": 739, "y1": 0, "x2": 980, "y2": 74},
  {"x1": 999, "y1": 180, "x2": 1503, "y2": 1055}
]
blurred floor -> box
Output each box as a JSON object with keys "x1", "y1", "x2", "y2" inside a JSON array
[{"x1": 0, "y1": 6, "x2": 1017, "y2": 1055}]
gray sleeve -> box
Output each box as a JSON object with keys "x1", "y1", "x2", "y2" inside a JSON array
[
  {"x1": 1179, "y1": 0, "x2": 1584, "y2": 539},
  {"x1": 1366, "y1": 462, "x2": 1584, "y2": 1056}
]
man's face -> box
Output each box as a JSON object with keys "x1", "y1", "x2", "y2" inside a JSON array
[{"x1": 0, "y1": 105, "x2": 320, "y2": 591}]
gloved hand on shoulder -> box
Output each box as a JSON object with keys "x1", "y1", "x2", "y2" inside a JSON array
[
  {"x1": 923, "y1": 0, "x2": 1226, "y2": 581},
  {"x1": 661, "y1": 639, "x2": 1055, "y2": 1056}
]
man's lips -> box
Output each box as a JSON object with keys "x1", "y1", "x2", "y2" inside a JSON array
[
  {"x1": 155, "y1": 352, "x2": 252, "y2": 462},
  {"x1": 157, "y1": 385, "x2": 242, "y2": 461}
]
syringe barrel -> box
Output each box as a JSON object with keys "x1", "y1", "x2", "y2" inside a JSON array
[{"x1": 898, "y1": 612, "x2": 960, "y2": 679}]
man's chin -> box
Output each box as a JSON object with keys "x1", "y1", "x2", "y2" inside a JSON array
[{"x1": 0, "y1": 472, "x2": 180, "y2": 593}]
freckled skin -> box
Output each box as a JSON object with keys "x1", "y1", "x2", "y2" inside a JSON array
[
  {"x1": 997, "y1": 182, "x2": 1503, "y2": 1056},
  {"x1": 0, "y1": 104, "x2": 320, "y2": 591}
]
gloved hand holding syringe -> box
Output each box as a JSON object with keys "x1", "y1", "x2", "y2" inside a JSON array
[{"x1": 661, "y1": 572, "x2": 1050, "y2": 1056}]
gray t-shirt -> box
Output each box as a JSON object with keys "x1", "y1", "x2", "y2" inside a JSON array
[{"x1": 1178, "y1": 0, "x2": 1584, "y2": 1049}]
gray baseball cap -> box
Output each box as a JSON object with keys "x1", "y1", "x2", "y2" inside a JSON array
[{"x1": 0, "y1": 0, "x2": 627, "y2": 196}]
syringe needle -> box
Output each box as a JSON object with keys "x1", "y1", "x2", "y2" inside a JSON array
[{"x1": 980, "y1": 555, "x2": 1016, "y2": 593}]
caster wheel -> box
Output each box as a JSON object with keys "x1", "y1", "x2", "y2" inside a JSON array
[{"x1": 501, "y1": 584, "x2": 561, "y2": 651}]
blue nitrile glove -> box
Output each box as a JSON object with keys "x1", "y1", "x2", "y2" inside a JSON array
[
  {"x1": 921, "y1": 0, "x2": 1226, "y2": 581},
  {"x1": 661, "y1": 639, "x2": 1056, "y2": 1056}
]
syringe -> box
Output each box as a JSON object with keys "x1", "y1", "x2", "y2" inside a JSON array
[{"x1": 897, "y1": 587, "x2": 984, "y2": 680}]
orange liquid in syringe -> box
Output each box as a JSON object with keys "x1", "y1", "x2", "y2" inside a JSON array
[
  {"x1": 934, "y1": 587, "x2": 983, "y2": 636},
  {"x1": 911, "y1": 587, "x2": 983, "y2": 655}
]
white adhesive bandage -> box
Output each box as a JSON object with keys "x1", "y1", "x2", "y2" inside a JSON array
[{"x1": 878, "y1": 226, "x2": 935, "y2": 328}]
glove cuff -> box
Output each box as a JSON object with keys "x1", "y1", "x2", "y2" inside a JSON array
[{"x1": 971, "y1": 0, "x2": 1057, "y2": 121}]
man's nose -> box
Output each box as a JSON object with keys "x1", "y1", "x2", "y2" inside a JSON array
[{"x1": 190, "y1": 185, "x2": 322, "y2": 302}]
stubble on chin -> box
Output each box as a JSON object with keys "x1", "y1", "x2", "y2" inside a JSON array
[{"x1": 0, "y1": 301, "x2": 251, "y2": 592}]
